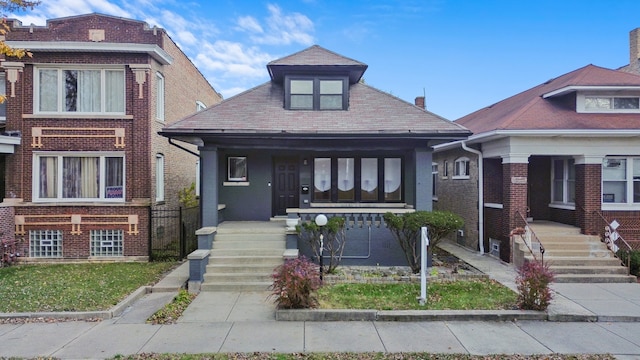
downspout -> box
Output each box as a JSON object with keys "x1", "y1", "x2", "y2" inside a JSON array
[
  {"x1": 168, "y1": 138, "x2": 199, "y2": 157},
  {"x1": 460, "y1": 141, "x2": 484, "y2": 255}
]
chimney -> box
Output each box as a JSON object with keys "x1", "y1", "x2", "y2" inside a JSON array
[
  {"x1": 631, "y1": 28, "x2": 640, "y2": 64},
  {"x1": 414, "y1": 96, "x2": 425, "y2": 109}
]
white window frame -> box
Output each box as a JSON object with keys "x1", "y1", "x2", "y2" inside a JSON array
[
  {"x1": 156, "y1": 72, "x2": 165, "y2": 121},
  {"x1": 602, "y1": 156, "x2": 640, "y2": 210},
  {"x1": 156, "y1": 154, "x2": 165, "y2": 202},
  {"x1": 577, "y1": 93, "x2": 640, "y2": 113},
  {"x1": 32, "y1": 152, "x2": 125, "y2": 202},
  {"x1": 550, "y1": 158, "x2": 575, "y2": 206},
  {"x1": 442, "y1": 160, "x2": 449, "y2": 178},
  {"x1": 453, "y1": 157, "x2": 470, "y2": 179},
  {"x1": 34, "y1": 66, "x2": 125, "y2": 115},
  {"x1": 432, "y1": 162, "x2": 438, "y2": 199},
  {"x1": 0, "y1": 72, "x2": 6, "y2": 121},
  {"x1": 196, "y1": 100, "x2": 206, "y2": 112},
  {"x1": 195, "y1": 159, "x2": 200, "y2": 197},
  {"x1": 227, "y1": 156, "x2": 248, "y2": 182}
]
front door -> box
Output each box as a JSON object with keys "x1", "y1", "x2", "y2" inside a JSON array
[{"x1": 273, "y1": 157, "x2": 299, "y2": 216}]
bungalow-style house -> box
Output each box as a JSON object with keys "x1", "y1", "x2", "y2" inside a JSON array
[
  {"x1": 161, "y1": 45, "x2": 471, "y2": 280},
  {"x1": 0, "y1": 14, "x2": 221, "y2": 260},
  {"x1": 433, "y1": 32, "x2": 640, "y2": 282}
]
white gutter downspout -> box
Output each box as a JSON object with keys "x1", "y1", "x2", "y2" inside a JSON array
[{"x1": 461, "y1": 141, "x2": 484, "y2": 255}]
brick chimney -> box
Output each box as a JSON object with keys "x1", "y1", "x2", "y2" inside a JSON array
[
  {"x1": 414, "y1": 96, "x2": 425, "y2": 109},
  {"x1": 631, "y1": 28, "x2": 640, "y2": 64}
]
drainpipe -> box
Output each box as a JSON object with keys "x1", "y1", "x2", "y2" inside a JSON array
[{"x1": 460, "y1": 141, "x2": 484, "y2": 255}]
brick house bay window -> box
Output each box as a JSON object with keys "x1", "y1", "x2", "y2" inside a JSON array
[
  {"x1": 602, "y1": 157, "x2": 640, "y2": 205},
  {"x1": 36, "y1": 67, "x2": 125, "y2": 114},
  {"x1": 313, "y1": 157, "x2": 403, "y2": 203},
  {"x1": 34, "y1": 153, "x2": 124, "y2": 202}
]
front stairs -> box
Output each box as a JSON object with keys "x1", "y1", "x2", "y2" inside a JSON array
[
  {"x1": 201, "y1": 221, "x2": 286, "y2": 291},
  {"x1": 516, "y1": 221, "x2": 636, "y2": 283}
]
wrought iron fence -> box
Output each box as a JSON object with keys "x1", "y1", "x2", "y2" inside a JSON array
[{"x1": 150, "y1": 206, "x2": 200, "y2": 261}]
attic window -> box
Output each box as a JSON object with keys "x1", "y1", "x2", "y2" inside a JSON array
[
  {"x1": 286, "y1": 76, "x2": 347, "y2": 110},
  {"x1": 581, "y1": 95, "x2": 640, "y2": 112}
]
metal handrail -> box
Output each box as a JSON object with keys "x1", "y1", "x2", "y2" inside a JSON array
[
  {"x1": 591, "y1": 209, "x2": 633, "y2": 275},
  {"x1": 512, "y1": 210, "x2": 545, "y2": 265}
]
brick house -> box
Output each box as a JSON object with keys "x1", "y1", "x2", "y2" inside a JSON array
[
  {"x1": 161, "y1": 45, "x2": 471, "y2": 267},
  {"x1": 0, "y1": 14, "x2": 221, "y2": 260},
  {"x1": 433, "y1": 33, "x2": 640, "y2": 271}
]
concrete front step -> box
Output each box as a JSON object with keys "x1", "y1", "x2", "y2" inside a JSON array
[
  {"x1": 210, "y1": 248, "x2": 284, "y2": 256},
  {"x1": 554, "y1": 274, "x2": 636, "y2": 283},
  {"x1": 215, "y1": 234, "x2": 287, "y2": 242},
  {"x1": 216, "y1": 221, "x2": 287, "y2": 234},
  {"x1": 540, "y1": 256, "x2": 623, "y2": 267},
  {"x1": 204, "y1": 273, "x2": 272, "y2": 282},
  {"x1": 200, "y1": 282, "x2": 272, "y2": 292},
  {"x1": 540, "y1": 249, "x2": 614, "y2": 257},
  {"x1": 537, "y1": 242, "x2": 609, "y2": 251},
  {"x1": 528, "y1": 222, "x2": 582, "y2": 235},
  {"x1": 209, "y1": 255, "x2": 283, "y2": 265},
  {"x1": 213, "y1": 240, "x2": 285, "y2": 250},
  {"x1": 207, "y1": 264, "x2": 277, "y2": 274},
  {"x1": 549, "y1": 265, "x2": 629, "y2": 275},
  {"x1": 536, "y1": 235, "x2": 602, "y2": 244}
]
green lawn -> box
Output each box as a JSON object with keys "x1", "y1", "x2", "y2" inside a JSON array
[
  {"x1": 0, "y1": 262, "x2": 176, "y2": 312},
  {"x1": 317, "y1": 279, "x2": 517, "y2": 310}
]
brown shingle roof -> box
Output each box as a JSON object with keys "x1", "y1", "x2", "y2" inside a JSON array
[
  {"x1": 456, "y1": 64, "x2": 640, "y2": 134},
  {"x1": 164, "y1": 81, "x2": 469, "y2": 136}
]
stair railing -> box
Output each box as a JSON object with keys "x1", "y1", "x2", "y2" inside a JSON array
[
  {"x1": 591, "y1": 209, "x2": 633, "y2": 276},
  {"x1": 512, "y1": 210, "x2": 545, "y2": 265}
]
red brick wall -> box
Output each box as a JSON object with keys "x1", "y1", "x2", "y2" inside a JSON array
[
  {"x1": 0, "y1": 204, "x2": 15, "y2": 242},
  {"x1": 575, "y1": 163, "x2": 601, "y2": 235},
  {"x1": 528, "y1": 156, "x2": 550, "y2": 220},
  {"x1": 502, "y1": 162, "x2": 528, "y2": 262}
]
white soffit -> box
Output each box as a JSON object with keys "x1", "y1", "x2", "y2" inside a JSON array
[{"x1": 6, "y1": 41, "x2": 173, "y2": 65}]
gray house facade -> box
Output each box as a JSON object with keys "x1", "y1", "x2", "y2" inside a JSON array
[{"x1": 161, "y1": 45, "x2": 470, "y2": 266}]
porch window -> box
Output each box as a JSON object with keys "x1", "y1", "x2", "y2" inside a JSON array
[
  {"x1": 602, "y1": 157, "x2": 640, "y2": 204},
  {"x1": 453, "y1": 157, "x2": 470, "y2": 179},
  {"x1": 552, "y1": 158, "x2": 575, "y2": 204},
  {"x1": 228, "y1": 156, "x2": 248, "y2": 181},
  {"x1": 314, "y1": 157, "x2": 403, "y2": 203},
  {"x1": 286, "y1": 76, "x2": 347, "y2": 110},
  {"x1": 34, "y1": 153, "x2": 124, "y2": 202}
]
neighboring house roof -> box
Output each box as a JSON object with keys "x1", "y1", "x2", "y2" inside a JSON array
[
  {"x1": 456, "y1": 64, "x2": 640, "y2": 134},
  {"x1": 162, "y1": 45, "x2": 470, "y2": 144}
]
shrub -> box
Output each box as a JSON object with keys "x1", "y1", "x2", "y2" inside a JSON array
[
  {"x1": 270, "y1": 256, "x2": 321, "y2": 309},
  {"x1": 178, "y1": 182, "x2": 198, "y2": 208},
  {"x1": 383, "y1": 211, "x2": 464, "y2": 273},
  {"x1": 296, "y1": 217, "x2": 346, "y2": 274},
  {"x1": 516, "y1": 260, "x2": 554, "y2": 311},
  {"x1": 147, "y1": 289, "x2": 196, "y2": 324},
  {"x1": 616, "y1": 249, "x2": 640, "y2": 276}
]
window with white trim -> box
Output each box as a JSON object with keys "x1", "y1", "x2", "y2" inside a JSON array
[
  {"x1": 29, "y1": 230, "x2": 63, "y2": 258},
  {"x1": 90, "y1": 229, "x2": 124, "y2": 257},
  {"x1": 443, "y1": 160, "x2": 449, "y2": 178},
  {"x1": 196, "y1": 100, "x2": 206, "y2": 112},
  {"x1": 602, "y1": 157, "x2": 640, "y2": 204},
  {"x1": 228, "y1": 156, "x2": 247, "y2": 181},
  {"x1": 156, "y1": 154, "x2": 165, "y2": 202},
  {"x1": 195, "y1": 160, "x2": 200, "y2": 197},
  {"x1": 156, "y1": 72, "x2": 165, "y2": 121},
  {"x1": 35, "y1": 67, "x2": 125, "y2": 114},
  {"x1": 551, "y1": 158, "x2": 575, "y2": 204},
  {"x1": 286, "y1": 77, "x2": 347, "y2": 110},
  {"x1": 432, "y1": 162, "x2": 438, "y2": 197},
  {"x1": 34, "y1": 153, "x2": 124, "y2": 202},
  {"x1": 313, "y1": 157, "x2": 403, "y2": 203},
  {"x1": 453, "y1": 157, "x2": 470, "y2": 179}
]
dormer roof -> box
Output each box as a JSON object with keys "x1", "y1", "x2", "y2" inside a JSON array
[{"x1": 267, "y1": 45, "x2": 367, "y2": 84}]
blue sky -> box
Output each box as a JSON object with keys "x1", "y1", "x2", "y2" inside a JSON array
[{"x1": 11, "y1": 0, "x2": 640, "y2": 120}]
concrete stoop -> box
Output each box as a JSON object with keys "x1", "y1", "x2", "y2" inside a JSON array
[
  {"x1": 516, "y1": 221, "x2": 636, "y2": 283},
  {"x1": 201, "y1": 221, "x2": 286, "y2": 292}
]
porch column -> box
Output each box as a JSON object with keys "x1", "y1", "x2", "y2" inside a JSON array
[
  {"x1": 200, "y1": 147, "x2": 219, "y2": 227},
  {"x1": 502, "y1": 154, "x2": 529, "y2": 263},
  {"x1": 414, "y1": 148, "x2": 433, "y2": 211},
  {"x1": 575, "y1": 155, "x2": 603, "y2": 235}
]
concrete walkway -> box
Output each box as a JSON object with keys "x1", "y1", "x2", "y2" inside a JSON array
[{"x1": 4, "y1": 241, "x2": 640, "y2": 358}]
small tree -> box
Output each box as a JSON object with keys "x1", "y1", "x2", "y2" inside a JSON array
[
  {"x1": 516, "y1": 260, "x2": 554, "y2": 311},
  {"x1": 296, "y1": 216, "x2": 346, "y2": 274},
  {"x1": 178, "y1": 182, "x2": 198, "y2": 208},
  {"x1": 384, "y1": 210, "x2": 464, "y2": 273}
]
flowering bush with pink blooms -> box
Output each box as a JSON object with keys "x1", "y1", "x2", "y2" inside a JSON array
[{"x1": 270, "y1": 256, "x2": 322, "y2": 309}]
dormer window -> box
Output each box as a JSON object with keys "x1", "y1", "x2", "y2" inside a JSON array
[
  {"x1": 577, "y1": 93, "x2": 640, "y2": 113},
  {"x1": 286, "y1": 76, "x2": 347, "y2": 110}
]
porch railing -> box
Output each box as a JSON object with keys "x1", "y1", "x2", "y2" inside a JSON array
[
  {"x1": 512, "y1": 210, "x2": 545, "y2": 265},
  {"x1": 592, "y1": 209, "x2": 633, "y2": 275}
]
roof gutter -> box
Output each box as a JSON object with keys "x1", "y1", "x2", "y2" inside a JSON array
[
  {"x1": 460, "y1": 141, "x2": 484, "y2": 255},
  {"x1": 168, "y1": 138, "x2": 199, "y2": 157}
]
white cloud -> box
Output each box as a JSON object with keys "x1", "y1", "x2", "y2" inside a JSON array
[
  {"x1": 237, "y1": 16, "x2": 263, "y2": 34},
  {"x1": 248, "y1": 4, "x2": 314, "y2": 46},
  {"x1": 194, "y1": 40, "x2": 273, "y2": 79}
]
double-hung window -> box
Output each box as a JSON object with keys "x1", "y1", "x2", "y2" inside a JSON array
[
  {"x1": 286, "y1": 77, "x2": 347, "y2": 110},
  {"x1": 313, "y1": 157, "x2": 402, "y2": 203},
  {"x1": 602, "y1": 157, "x2": 640, "y2": 205},
  {"x1": 0, "y1": 72, "x2": 6, "y2": 121},
  {"x1": 36, "y1": 67, "x2": 125, "y2": 114},
  {"x1": 453, "y1": 157, "x2": 470, "y2": 179},
  {"x1": 34, "y1": 153, "x2": 125, "y2": 202},
  {"x1": 551, "y1": 158, "x2": 575, "y2": 204}
]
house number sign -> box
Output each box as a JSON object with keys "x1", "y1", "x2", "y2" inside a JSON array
[{"x1": 511, "y1": 176, "x2": 527, "y2": 184}]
